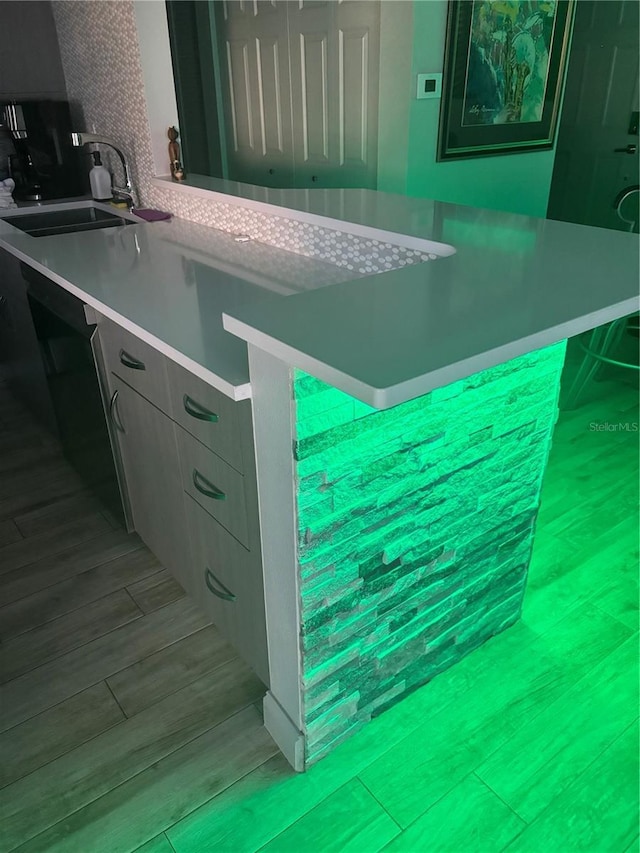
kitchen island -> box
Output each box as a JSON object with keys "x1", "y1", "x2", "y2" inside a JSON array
[{"x1": 1, "y1": 191, "x2": 637, "y2": 770}]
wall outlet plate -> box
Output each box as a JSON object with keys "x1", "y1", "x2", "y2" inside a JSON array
[{"x1": 416, "y1": 73, "x2": 442, "y2": 100}]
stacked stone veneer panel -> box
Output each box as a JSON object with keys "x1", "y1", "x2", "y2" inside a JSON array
[{"x1": 293, "y1": 341, "x2": 567, "y2": 765}]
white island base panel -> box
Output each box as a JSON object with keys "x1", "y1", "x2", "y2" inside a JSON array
[{"x1": 250, "y1": 340, "x2": 567, "y2": 769}]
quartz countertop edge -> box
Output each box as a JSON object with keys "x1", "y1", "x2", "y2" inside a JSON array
[{"x1": 223, "y1": 295, "x2": 638, "y2": 409}]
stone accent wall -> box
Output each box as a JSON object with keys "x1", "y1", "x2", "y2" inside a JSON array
[{"x1": 293, "y1": 341, "x2": 567, "y2": 765}]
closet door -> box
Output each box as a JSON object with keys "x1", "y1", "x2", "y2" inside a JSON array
[
  {"x1": 288, "y1": 0, "x2": 381, "y2": 189},
  {"x1": 215, "y1": 0, "x2": 295, "y2": 187}
]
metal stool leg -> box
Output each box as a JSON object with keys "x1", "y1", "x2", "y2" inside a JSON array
[{"x1": 564, "y1": 319, "x2": 627, "y2": 409}]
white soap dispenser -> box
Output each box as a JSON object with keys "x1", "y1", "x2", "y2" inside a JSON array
[{"x1": 89, "y1": 151, "x2": 112, "y2": 201}]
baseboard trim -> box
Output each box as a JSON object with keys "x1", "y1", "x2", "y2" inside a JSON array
[{"x1": 263, "y1": 691, "x2": 305, "y2": 772}]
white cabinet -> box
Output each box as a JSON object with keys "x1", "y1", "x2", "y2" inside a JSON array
[
  {"x1": 176, "y1": 426, "x2": 250, "y2": 548},
  {"x1": 0, "y1": 1, "x2": 66, "y2": 99},
  {"x1": 96, "y1": 313, "x2": 270, "y2": 687},
  {"x1": 166, "y1": 358, "x2": 244, "y2": 471},
  {"x1": 184, "y1": 493, "x2": 269, "y2": 685},
  {"x1": 98, "y1": 316, "x2": 172, "y2": 414},
  {"x1": 108, "y1": 375, "x2": 190, "y2": 590}
]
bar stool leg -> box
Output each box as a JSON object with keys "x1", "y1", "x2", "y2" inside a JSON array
[{"x1": 564, "y1": 319, "x2": 626, "y2": 409}]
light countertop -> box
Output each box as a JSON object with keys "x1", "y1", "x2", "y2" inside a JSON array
[
  {"x1": 0, "y1": 201, "x2": 356, "y2": 399},
  {"x1": 222, "y1": 198, "x2": 639, "y2": 407},
  {"x1": 1, "y1": 194, "x2": 638, "y2": 408}
]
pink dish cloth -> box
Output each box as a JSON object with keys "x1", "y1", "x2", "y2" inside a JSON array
[{"x1": 133, "y1": 208, "x2": 172, "y2": 222}]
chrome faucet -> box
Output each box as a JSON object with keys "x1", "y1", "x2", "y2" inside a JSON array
[{"x1": 70, "y1": 132, "x2": 138, "y2": 209}]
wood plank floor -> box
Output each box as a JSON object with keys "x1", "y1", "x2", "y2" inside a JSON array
[{"x1": 0, "y1": 338, "x2": 638, "y2": 853}]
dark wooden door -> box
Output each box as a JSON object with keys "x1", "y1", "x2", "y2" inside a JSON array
[{"x1": 548, "y1": 0, "x2": 639, "y2": 230}]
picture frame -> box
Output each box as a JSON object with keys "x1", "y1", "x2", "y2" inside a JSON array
[{"x1": 437, "y1": 0, "x2": 575, "y2": 161}]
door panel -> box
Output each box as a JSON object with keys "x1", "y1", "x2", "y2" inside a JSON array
[
  {"x1": 216, "y1": 0, "x2": 295, "y2": 187},
  {"x1": 256, "y1": 35, "x2": 288, "y2": 156},
  {"x1": 298, "y1": 31, "x2": 330, "y2": 163},
  {"x1": 289, "y1": 0, "x2": 380, "y2": 188},
  {"x1": 225, "y1": 38, "x2": 256, "y2": 155},
  {"x1": 339, "y1": 26, "x2": 371, "y2": 168},
  {"x1": 548, "y1": 0, "x2": 639, "y2": 230}
]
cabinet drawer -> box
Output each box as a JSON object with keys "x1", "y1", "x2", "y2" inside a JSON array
[
  {"x1": 98, "y1": 316, "x2": 171, "y2": 414},
  {"x1": 177, "y1": 427, "x2": 249, "y2": 547},
  {"x1": 166, "y1": 360, "x2": 244, "y2": 471},
  {"x1": 185, "y1": 493, "x2": 268, "y2": 685}
]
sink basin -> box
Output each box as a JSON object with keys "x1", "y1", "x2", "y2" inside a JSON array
[{"x1": 3, "y1": 206, "x2": 135, "y2": 237}]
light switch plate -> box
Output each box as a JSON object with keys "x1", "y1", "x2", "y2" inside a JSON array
[{"x1": 416, "y1": 73, "x2": 442, "y2": 100}]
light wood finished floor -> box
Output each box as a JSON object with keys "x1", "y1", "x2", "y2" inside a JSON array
[{"x1": 0, "y1": 339, "x2": 637, "y2": 853}]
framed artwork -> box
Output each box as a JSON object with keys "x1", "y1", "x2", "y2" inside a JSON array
[{"x1": 438, "y1": 0, "x2": 575, "y2": 160}]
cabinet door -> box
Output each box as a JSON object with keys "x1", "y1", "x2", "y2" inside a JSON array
[
  {"x1": 0, "y1": 250, "x2": 57, "y2": 432},
  {"x1": 109, "y1": 375, "x2": 190, "y2": 588},
  {"x1": 0, "y1": 2, "x2": 66, "y2": 99}
]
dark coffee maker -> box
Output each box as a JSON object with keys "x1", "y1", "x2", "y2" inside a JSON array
[{"x1": 0, "y1": 100, "x2": 84, "y2": 201}]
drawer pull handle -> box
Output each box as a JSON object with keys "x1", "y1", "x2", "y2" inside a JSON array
[
  {"x1": 205, "y1": 568, "x2": 236, "y2": 601},
  {"x1": 183, "y1": 394, "x2": 219, "y2": 423},
  {"x1": 119, "y1": 349, "x2": 146, "y2": 371},
  {"x1": 192, "y1": 469, "x2": 226, "y2": 500},
  {"x1": 109, "y1": 389, "x2": 125, "y2": 433}
]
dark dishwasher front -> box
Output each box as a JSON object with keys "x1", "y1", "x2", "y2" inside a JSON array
[{"x1": 21, "y1": 263, "x2": 125, "y2": 525}]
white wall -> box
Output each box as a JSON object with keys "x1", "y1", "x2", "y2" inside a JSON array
[
  {"x1": 404, "y1": 1, "x2": 559, "y2": 217},
  {"x1": 132, "y1": 0, "x2": 179, "y2": 178},
  {"x1": 52, "y1": 0, "x2": 569, "y2": 221}
]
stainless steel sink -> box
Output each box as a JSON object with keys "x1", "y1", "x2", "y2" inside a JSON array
[{"x1": 3, "y1": 206, "x2": 135, "y2": 237}]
